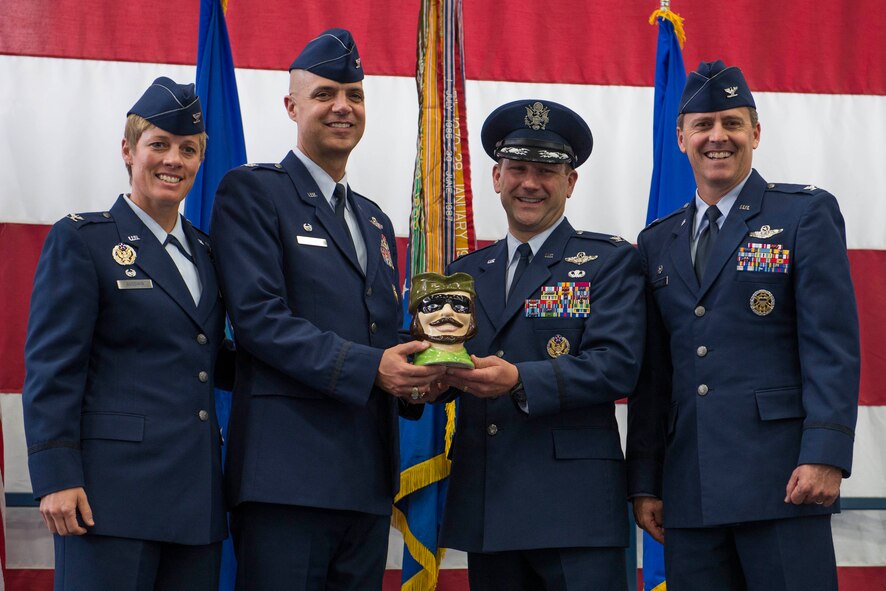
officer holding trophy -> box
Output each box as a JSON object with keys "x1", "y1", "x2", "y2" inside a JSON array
[{"x1": 438, "y1": 99, "x2": 646, "y2": 590}]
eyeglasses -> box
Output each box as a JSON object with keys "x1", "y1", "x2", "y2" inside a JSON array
[{"x1": 418, "y1": 294, "x2": 472, "y2": 314}]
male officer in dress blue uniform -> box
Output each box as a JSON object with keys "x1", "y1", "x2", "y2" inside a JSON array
[
  {"x1": 210, "y1": 29, "x2": 445, "y2": 591},
  {"x1": 23, "y1": 78, "x2": 230, "y2": 589},
  {"x1": 439, "y1": 100, "x2": 646, "y2": 590},
  {"x1": 627, "y1": 61, "x2": 860, "y2": 590}
]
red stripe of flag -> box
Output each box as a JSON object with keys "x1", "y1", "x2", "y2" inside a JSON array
[{"x1": 2, "y1": 0, "x2": 884, "y2": 94}]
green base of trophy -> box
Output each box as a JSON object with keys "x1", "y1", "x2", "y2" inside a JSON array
[{"x1": 414, "y1": 346, "x2": 474, "y2": 368}]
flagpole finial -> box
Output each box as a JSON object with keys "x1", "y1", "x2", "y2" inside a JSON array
[{"x1": 649, "y1": 1, "x2": 687, "y2": 48}]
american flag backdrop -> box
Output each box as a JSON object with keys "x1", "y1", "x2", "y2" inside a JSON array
[{"x1": 1, "y1": 1, "x2": 883, "y2": 589}]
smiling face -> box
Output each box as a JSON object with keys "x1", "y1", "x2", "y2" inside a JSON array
[
  {"x1": 412, "y1": 290, "x2": 476, "y2": 345},
  {"x1": 285, "y1": 69, "x2": 366, "y2": 177},
  {"x1": 122, "y1": 125, "x2": 202, "y2": 226},
  {"x1": 677, "y1": 107, "x2": 761, "y2": 203},
  {"x1": 493, "y1": 159, "x2": 577, "y2": 242}
]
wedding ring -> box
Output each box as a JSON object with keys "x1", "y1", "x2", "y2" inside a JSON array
[
  {"x1": 815, "y1": 500, "x2": 824, "y2": 505},
  {"x1": 411, "y1": 386, "x2": 421, "y2": 401}
]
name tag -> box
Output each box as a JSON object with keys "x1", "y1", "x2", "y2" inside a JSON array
[
  {"x1": 296, "y1": 236, "x2": 328, "y2": 247},
  {"x1": 117, "y1": 279, "x2": 154, "y2": 290}
]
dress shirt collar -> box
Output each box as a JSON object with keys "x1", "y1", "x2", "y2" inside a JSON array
[
  {"x1": 692, "y1": 171, "x2": 752, "y2": 240},
  {"x1": 293, "y1": 147, "x2": 350, "y2": 210},
  {"x1": 123, "y1": 194, "x2": 188, "y2": 251}
]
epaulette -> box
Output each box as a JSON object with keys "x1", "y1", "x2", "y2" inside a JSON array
[
  {"x1": 570, "y1": 229, "x2": 632, "y2": 247},
  {"x1": 242, "y1": 162, "x2": 286, "y2": 173},
  {"x1": 764, "y1": 182, "x2": 826, "y2": 196},
  {"x1": 640, "y1": 203, "x2": 689, "y2": 233},
  {"x1": 453, "y1": 239, "x2": 500, "y2": 262},
  {"x1": 62, "y1": 211, "x2": 114, "y2": 228},
  {"x1": 352, "y1": 190, "x2": 382, "y2": 210}
]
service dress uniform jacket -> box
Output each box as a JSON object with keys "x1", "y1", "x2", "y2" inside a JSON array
[
  {"x1": 628, "y1": 170, "x2": 860, "y2": 528},
  {"x1": 211, "y1": 151, "x2": 416, "y2": 517},
  {"x1": 440, "y1": 219, "x2": 646, "y2": 552},
  {"x1": 23, "y1": 195, "x2": 228, "y2": 545}
]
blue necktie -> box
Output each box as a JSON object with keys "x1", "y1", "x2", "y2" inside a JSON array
[
  {"x1": 507, "y1": 242, "x2": 532, "y2": 303},
  {"x1": 333, "y1": 183, "x2": 354, "y2": 246},
  {"x1": 694, "y1": 205, "x2": 722, "y2": 280},
  {"x1": 164, "y1": 234, "x2": 195, "y2": 265}
]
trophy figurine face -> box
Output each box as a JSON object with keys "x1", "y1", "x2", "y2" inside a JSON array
[
  {"x1": 409, "y1": 272, "x2": 477, "y2": 368},
  {"x1": 415, "y1": 291, "x2": 474, "y2": 344}
]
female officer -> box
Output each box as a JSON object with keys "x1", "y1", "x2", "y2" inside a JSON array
[{"x1": 23, "y1": 77, "x2": 229, "y2": 590}]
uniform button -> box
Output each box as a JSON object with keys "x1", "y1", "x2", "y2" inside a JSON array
[
  {"x1": 102, "y1": 212, "x2": 111, "y2": 218},
  {"x1": 196, "y1": 333, "x2": 208, "y2": 345},
  {"x1": 198, "y1": 410, "x2": 209, "y2": 421},
  {"x1": 370, "y1": 322, "x2": 378, "y2": 333},
  {"x1": 694, "y1": 306, "x2": 706, "y2": 317},
  {"x1": 696, "y1": 346, "x2": 708, "y2": 357},
  {"x1": 495, "y1": 350, "x2": 505, "y2": 358},
  {"x1": 486, "y1": 424, "x2": 499, "y2": 436},
  {"x1": 198, "y1": 371, "x2": 209, "y2": 383},
  {"x1": 366, "y1": 287, "x2": 373, "y2": 296},
  {"x1": 697, "y1": 384, "x2": 709, "y2": 396}
]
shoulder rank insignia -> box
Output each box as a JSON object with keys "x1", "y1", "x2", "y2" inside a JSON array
[
  {"x1": 748, "y1": 225, "x2": 783, "y2": 239},
  {"x1": 112, "y1": 243, "x2": 137, "y2": 266},
  {"x1": 564, "y1": 251, "x2": 598, "y2": 265},
  {"x1": 610, "y1": 235, "x2": 625, "y2": 243},
  {"x1": 804, "y1": 185, "x2": 818, "y2": 191},
  {"x1": 66, "y1": 213, "x2": 84, "y2": 222}
]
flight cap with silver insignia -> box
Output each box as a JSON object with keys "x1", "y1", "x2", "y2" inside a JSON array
[
  {"x1": 289, "y1": 28, "x2": 364, "y2": 83},
  {"x1": 679, "y1": 60, "x2": 755, "y2": 115},
  {"x1": 481, "y1": 99, "x2": 593, "y2": 168},
  {"x1": 128, "y1": 77, "x2": 204, "y2": 135}
]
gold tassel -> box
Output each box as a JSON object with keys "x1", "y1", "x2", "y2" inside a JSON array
[{"x1": 649, "y1": 7, "x2": 687, "y2": 49}]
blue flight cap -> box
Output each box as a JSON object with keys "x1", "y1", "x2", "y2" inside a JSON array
[
  {"x1": 127, "y1": 77, "x2": 204, "y2": 135},
  {"x1": 679, "y1": 60, "x2": 756, "y2": 114},
  {"x1": 481, "y1": 100, "x2": 593, "y2": 168},
  {"x1": 289, "y1": 28, "x2": 364, "y2": 83}
]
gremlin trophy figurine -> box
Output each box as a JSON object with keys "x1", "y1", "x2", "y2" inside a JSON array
[{"x1": 409, "y1": 272, "x2": 477, "y2": 368}]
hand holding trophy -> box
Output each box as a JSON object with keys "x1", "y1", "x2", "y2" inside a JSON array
[{"x1": 409, "y1": 272, "x2": 477, "y2": 368}]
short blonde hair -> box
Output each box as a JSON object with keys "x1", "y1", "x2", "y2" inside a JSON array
[{"x1": 123, "y1": 114, "x2": 208, "y2": 181}]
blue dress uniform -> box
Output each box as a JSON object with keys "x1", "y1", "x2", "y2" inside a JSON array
[
  {"x1": 439, "y1": 100, "x2": 645, "y2": 591},
  {"x1": 23, "y1": 198, "x2": 229, "y2": 585},
  {"x1": 212, "y1": 152, "x2": 409, "y2": 514},
  {"x1": 627, "y1": 61, "x2": 860, "y2": 590},
  {"x1": 209, "y1": 29, "x2": 419, "y2": 591},
  {"x1": 23, "y1": 77, "x2": 228, "y2": 591}
]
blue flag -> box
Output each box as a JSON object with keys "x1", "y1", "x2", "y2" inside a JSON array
[
  {"x1": 647, "y1": 12, "x2": 695, "y2": 225},
  {"x1": 186, "y1": 0, "x2": 247, "y2": 232},
  {"x1": 185, "y1": 2, "x2": 246, "y2": 590},
  {"x1": 643, "y1": 9, "x2": 694, "y2": 591}
]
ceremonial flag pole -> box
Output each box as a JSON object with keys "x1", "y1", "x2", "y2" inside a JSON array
[
  {"x1": 642, "y1": 2, "x2": 694, "y2": 590},
  {"x1": 393, "y1": 0, "x2": 475, "y2": 588}
]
